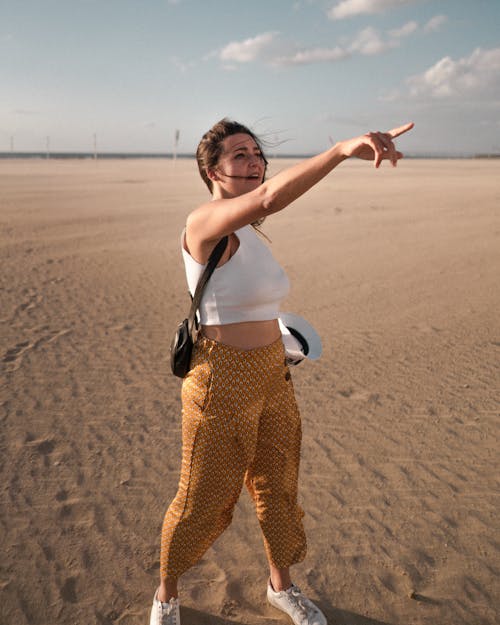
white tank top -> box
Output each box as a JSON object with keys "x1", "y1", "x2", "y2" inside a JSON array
[{"x1": 181, "y1": 225, "x2": 290, "y2": 325}]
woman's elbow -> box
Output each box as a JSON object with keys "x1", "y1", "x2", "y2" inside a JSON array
[{"x1": 259, "y1": 189, "x2": 281, "y2": 215}]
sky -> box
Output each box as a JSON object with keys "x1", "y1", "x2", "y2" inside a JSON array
[{"x1": 1, "y1": 0, "x2": 499, "y2": 156}]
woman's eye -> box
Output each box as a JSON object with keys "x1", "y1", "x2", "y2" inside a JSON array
[{"x1": 234, "y1": 152, "x2": 263, "y2": 161}]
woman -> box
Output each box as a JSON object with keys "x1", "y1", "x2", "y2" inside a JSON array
[{"x1": 150, "y1": 118, "x2": 414, "y2": 625}]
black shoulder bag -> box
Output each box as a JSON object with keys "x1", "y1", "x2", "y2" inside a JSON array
[{"x1": 170, "y1": 236, "x2": 228, "y2": 378}]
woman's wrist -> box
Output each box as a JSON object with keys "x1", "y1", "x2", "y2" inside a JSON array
[{"x1": 329, "y1": 141, "x2": 350, "y2": 164}]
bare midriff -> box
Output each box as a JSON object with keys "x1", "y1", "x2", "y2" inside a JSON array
[{"x1": 201, "y1": 319, "x2": 281, "y2": 350}]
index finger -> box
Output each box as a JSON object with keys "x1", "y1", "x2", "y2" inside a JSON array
[{"x1": 388, "y1": 122, "x2": 414, "y2": 139}]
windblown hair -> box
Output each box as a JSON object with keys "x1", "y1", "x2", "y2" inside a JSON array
[
  {"x1": 196, "y1": 118, "x2": 269, "y2": 233},
  {"x1": 196, "y1": 118, "x2": 269, "y2": 193}
]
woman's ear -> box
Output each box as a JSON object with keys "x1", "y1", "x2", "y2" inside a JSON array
[{"x1": 207, "y1": 168, "x2": 219, "y2": 182}]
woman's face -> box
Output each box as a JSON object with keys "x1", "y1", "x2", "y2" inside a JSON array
[{"x1": 211, "y1": 133, "x2": 266, "y2": 197}]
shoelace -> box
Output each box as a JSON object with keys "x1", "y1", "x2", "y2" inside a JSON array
[{"x1": 287, "y1": 586, "x2": 320, "y2": 620}]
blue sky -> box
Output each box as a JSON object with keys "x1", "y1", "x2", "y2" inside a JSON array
[{"x1": 1, "y1": 0, "x2": 499, "y2": 155}]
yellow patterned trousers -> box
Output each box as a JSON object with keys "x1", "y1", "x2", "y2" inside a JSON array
[{"x1": 160, "y1": 336, "x2": 307, "y2": 580}]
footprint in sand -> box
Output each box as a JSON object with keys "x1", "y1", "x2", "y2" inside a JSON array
[
  {"x1": 2, "y1": 340, "x2": 33, "y2": 371},
  {"x1": 60, "y1": 576, "x2": 78, "y2": 603},
  {"x1": 109, "y1": 322, "x2": 134, "y2": 332},
  {"x1": 35, "y1": 328, "x2": 72, "y2": 347},
  {"x1": 3, "y1": 340, "x2": 31, "y2": 362},
  {"x1": 2, "y1": 329, "x2": 71, "y2": 371},
  {"x1": 338, "y1": 387, "x2": 375, "y2": 402},
  {"x1": 17, "y1": 292, "x2": 43, "y2": 314},
  {"x1": 24, "y1": 436, "x2": 56, "y2": 471},
  {"x1": 1, "y1": 290, "x2": 44, "y2": 324}
]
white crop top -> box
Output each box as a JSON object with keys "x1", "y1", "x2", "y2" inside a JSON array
[{"x1": 181, "y1": 225, "x2": 290, "y2": 325}]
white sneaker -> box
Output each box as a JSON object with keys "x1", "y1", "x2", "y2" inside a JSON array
[
  {"x1": 149, "y1": 589, "x2": 180, "y2": 625},
  {"x1": 267, "y1": 581, "x2": 327, "y2": 625}
]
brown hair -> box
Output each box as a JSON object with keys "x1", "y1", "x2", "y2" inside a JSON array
[{"x1": 196, "y1": 118, "x2": 268, "y2": 193}]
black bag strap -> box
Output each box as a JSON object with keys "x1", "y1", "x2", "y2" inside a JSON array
[{"x1": 187, "y1": 235, "x2": 228, "y2": 338}]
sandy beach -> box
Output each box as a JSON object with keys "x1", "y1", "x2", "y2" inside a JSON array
[{"x1": 1, "y1": 156, "x2": 499, "y2": 625}]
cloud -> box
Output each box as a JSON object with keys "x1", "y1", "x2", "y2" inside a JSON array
[
  {"x1": 217, "y1": 32, "x2": 348, "y2": 67},
  {"x1": 274, "y1": 46, "x2": 349, "y2": 66},
  {"x1": 423, "y1": 14, "x2": 447, "y2": 33},
  {"x1": 349, "y1": 26, "x2": 394, "y2": 55},
  {"x1": 328, "y1": 0, "x2": 420, "y2": 20},
  {"x1": 389, "y1": 20, "x2": 418, "y2": 39},
  {"x1": 219, "y1": 32, "x2": 278, "y2": 63},
  {"x1": 348, "y1": 21, "x2": 416, "y2": 56},
  {"x1": 213, "y1": 16, "x2": 426, "y2": 69},
  {"x1": 407, "y1": 47, "x2": 500, "y2": 99}
]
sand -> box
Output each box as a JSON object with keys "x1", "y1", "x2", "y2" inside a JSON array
[{"x1": 1, "y1": 157, "x2": 499, "y2": 625}]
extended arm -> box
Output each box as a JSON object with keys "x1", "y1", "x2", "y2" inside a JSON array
[{"x1": 187, "y1": 122, "x2": 414, "y2": 252}]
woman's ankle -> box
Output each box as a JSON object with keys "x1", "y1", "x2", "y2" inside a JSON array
[
  {"x1": 269, "y1": 565, "x2": 292, "y2": 592},
  {"x1": 158, "y1": 578, "x2": 178, "y2": 602}
]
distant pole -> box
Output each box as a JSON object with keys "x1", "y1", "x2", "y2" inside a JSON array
[
  {"x1": 46, "y1": 136, "x2": 50, "y2": 159},
  {"x1": 173, "y1": 129, "x2": 180, "y2": 161},
  {"x1": 10, "y1": 136, "x2": 14, "y2": 153},
  {"x1": 93, "y1": 133, "x2": 97, "y2": 160}
]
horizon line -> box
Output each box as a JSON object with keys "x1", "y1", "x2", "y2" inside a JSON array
[{"x1": 1, "y1": 151, "x2": 499, "y2": 160}]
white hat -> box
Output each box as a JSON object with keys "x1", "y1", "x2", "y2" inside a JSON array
[{"x1": 278, "y1": 312, "x2": 322, "y2": 365}]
